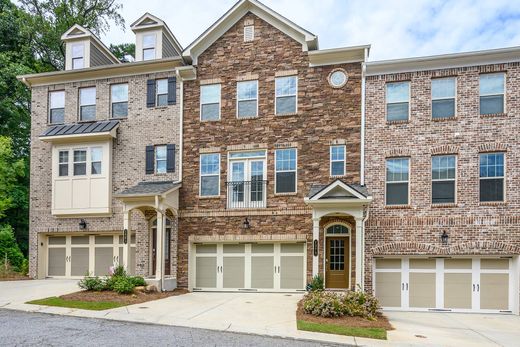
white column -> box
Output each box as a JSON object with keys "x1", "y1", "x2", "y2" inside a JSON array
[
  {"x1": 355, "y1": 217, "x2": 364, "y2": 291},
  {"x1": 312, "y1": 217, "x2": 320, "y2": 277},
  {"x1": 155, "y1": 211, "x2": 164, "y2": 285},
  {"x1": 122, "y1": 209, "x2": 132, "y2": 273}
]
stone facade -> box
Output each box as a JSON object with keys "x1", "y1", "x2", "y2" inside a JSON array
[
  {"x1": 364, "y1": 62, "x2": 520, "y2": 296},
  {"x1": 29, "y1": 71, "x2": 181, "y2": 278},
  {"x1": 178, "y1": 13, "x2": 363, "y2": 288}
]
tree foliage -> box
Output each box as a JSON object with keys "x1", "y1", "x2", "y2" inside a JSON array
[
  {"x1": 0, "y1": 224, "x2": 25, "y2": 271},
  {"x1": 0, "y1": 137, "x2": 25, "y2": 219},
  {"x1": 109, "y1": 43, "x2": 135, "y2": 62}
]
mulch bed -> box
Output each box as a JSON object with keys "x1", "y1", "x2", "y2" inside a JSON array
[
  {"x1": 0, "y1": 274, "x2": 31, "y2": 281},
  {"x1": 296, "y1": 300, "x2": 393, "y2": 330},
  {"x1": 60, "y1": 288, "x2": 189, "y2": 305}
]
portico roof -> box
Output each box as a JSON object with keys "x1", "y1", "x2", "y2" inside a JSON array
[{"x1": 114, "y1": 181, "x2": 181, "y2": 198}]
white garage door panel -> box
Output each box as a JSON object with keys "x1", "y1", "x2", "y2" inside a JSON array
[
  {"x1": 48, "y1": 248, "x2": 66, "y2": 276},
  {"x1": 71, "y1": 248, "x2": 89, "y2": 276}
]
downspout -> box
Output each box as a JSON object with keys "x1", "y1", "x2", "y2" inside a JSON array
[
  {"x1": 176, "y1": 70, "x2": 184, "y2": 182},
  {"x1": 361, "y1": 205, "x2": 370, "y2": 291},
  {"x1": 360, "y1": 48, "x2": 367, "y2": 186}
]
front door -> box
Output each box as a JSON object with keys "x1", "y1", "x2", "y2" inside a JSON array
[
  {"x1": 325, "y1": 238, "x2": 349, "y2": 288},
  {"x1": 151, "y1": 227, "x2": 171, "y2": 276}
]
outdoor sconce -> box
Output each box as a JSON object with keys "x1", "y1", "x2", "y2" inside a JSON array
[
  {"x1": 441, "y1": 231, "x2": 449, "y2": 245},
  {"x1": 242, "y1": 217, "x2": 251, "y2": 230},
  {"x1": 313, "y1": 240, "x2": 318, "y2": 256},
  {"x1": 79, "y1": 219, "x2": 87, "y2": 230}
]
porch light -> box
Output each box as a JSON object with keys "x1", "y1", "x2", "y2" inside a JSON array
[
  {"x1": 79, "y1": 219, "x2": 87, "y2": 230},
  {"x1": 441, "y1": 231, "x2": 448, "y2": 245},
  {"x1": 242, "y1": 217, "x2": 251, "y2": 230}
]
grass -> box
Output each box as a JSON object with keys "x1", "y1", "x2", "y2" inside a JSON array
[
  {"x1": 297, "y1": 320, "x2": 387, "y2": 340},
  {"x1": 27, "y1": 297, "x2": 125, "y2": 311}
]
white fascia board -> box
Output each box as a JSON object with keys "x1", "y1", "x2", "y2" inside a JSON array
[
  {"x1": 366, "y1": 46, "x2": 520, "y2": 76},
  {"x1": 308, "y1": 45, "x2": 370, "y2": 67},
  {"x1": 40, "y1": 128, "x2": 118, "y2": 143},
  {"x1": 311, "y1": 180, "x2": 367, "y2": 201}
]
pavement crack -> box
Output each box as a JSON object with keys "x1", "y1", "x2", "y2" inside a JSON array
[{"x1": 223, "y1": 323, "x2": 232, "y2": 331}]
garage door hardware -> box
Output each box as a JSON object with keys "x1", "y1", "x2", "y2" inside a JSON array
[
  {"x1": 401, "y1": 283, "x2": 408, "y2": 290},
  {"x1": 472, "y1": 284, "x2": 480, "y2": 292}
]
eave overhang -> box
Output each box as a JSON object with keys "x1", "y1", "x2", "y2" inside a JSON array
[
  {"x1": 308, "y1": 45, "x2": 370, "y2": 67},
  {"x1": 39, "y1": 120, "x2": 119, "y2": 143}
]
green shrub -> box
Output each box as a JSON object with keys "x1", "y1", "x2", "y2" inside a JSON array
[
  {"x1": 307, "y1": 275, "x2": 324, "y2": 292},
  {"x1": 302, "y1": 290, "x2": 380, "y2": 319},
  {"x1": 129, "y1": 276, "x2": 146, "y2": 287},
  {"x1": 111, "y1": 265, "x2": 126, "y2": 277},
  {"x1": 0, "y1": 225, "x2": 25, "y2": 271},
  {"x1": 20, "y1": 258, "x2": 29, "y2": 276},
  {"x1": 79, "y1": 276, "x2": 105, "y2": 291},
  {"x1": 112, "y1": 276, "x2": 134, "y2": 294}
]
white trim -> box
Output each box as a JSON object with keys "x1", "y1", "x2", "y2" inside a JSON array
[
  {"x1": 200, "y1": 83, "x2": 221, "y2": 121},
  {"x1": 310, "y1": 180, "x2": 366, "y2": 201},
  {"x1": 61, "y1": 24, "x2": 120, "y2": 66},
  {"x1": 199, "y1": 153, "x2": 221, "y2": 198},
  {"x1": 275, "y1": 75, "x2": 298, "y2": 116},
  {"x1": 330, "y1": 145, "x2": 346, "y2": 177},
  {"x1": 479, "y1": 72, "x2": 506, "y2": 115},
  {"x1": 236, "y1": 80, "x2": 259, "y2": 118},
  {"x1": 385, "y1": 81, "x2": 411, "y2": 121},
  {"x1": 78, "y1": 86, "x2": 96, "y2": 121},
  {"x1": 274, "y1": 147, "x2": 298, "y2": 195},
  {"x1": 431, "y1": 76, "x2": 457, "y2": 119},
  {"x1": 361, "y1": 56, "x2": 367, "y2": 185}
]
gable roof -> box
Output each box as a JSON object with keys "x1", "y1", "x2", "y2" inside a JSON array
[
  {"x1": 131, "y1": 13, "x2": 183, "y2": 55},
  {"x1": 183, "y1": 0, "x2": 318, "y2": 64},
  {"x1": 307, "y1": 179, "x2": 371, "y2": 201},
  {"x1": 61, "y1": 24, "x2": 120, "y2": 65}
]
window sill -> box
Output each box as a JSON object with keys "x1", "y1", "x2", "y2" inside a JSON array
[
  {"x1": 275, "y1": 112, "x2": 299, "y2": 117},
  {"x1": 198, "y1": 195, "x2": 222, "y2": 200},
  {"x1": 385, "y1": 204, "x2": 411, "y2": 209},
  {"x1": 237, "y1": 115, "x2": 259, "y2": 120},
  {"x1": 432, "y1": 116, "x2": 456, "y2": 122},
  {"x1": 200, "y1": 119, "x2": 221, "y2": 123},
  {"x1": 480, "y1": 112, "x2": 507, "y2": 118},
  {"x1": 330, "y1": 175, "x2": 346, "y2": 179},
  {"x1": 431, "y1": 203, "x2": 457, "y2": 208},
  {"x1": 386, "y1": 119, "x2": 409, "y2": 125},
  {"x1": 479, "y1": 201, "x2": 507, "y2": 206}
]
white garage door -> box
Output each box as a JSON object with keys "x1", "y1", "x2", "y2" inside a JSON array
[
  {"x1": 47, "y1": 234, "x2": 136, "y2": 278},
  {"x1": 374, "y1": 257, "x2": 515, "y2": 313},
  {"x1": 193, "y1": 242, "x2": 306, "y2": 292}
]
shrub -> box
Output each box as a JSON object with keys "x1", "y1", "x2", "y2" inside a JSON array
[
  {"x1": 20, "y1": 258, "x2": 29, "y2": 276},
  {"x1": 112, "y1": 276, "x2": 134, "y2": 294},
  {"x1": 306, "y1": 275, "x2": 324, "y2": 292},
  {"x1": 129, "y1": 276, "x2": 146, "y2": 287},
  {"x1": 112, "y1": 265, "x2": 127, "y2": 277},
  {"x1": 79, "y1": 276, "x2": 105, "y2": 291},
  {"x1": 302, "y1": 290, "x2": 380, "y2": 319},
  {"x1": 0, "y1": 225, "x2": 25, "y2": 271}
]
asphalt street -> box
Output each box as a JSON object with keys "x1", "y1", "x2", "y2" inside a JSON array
[{"x1": 0, "y1": 309, "x2": 345, "y2": 347}]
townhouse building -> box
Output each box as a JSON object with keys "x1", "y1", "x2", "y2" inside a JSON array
[{"x1": 18, "y1": 0, "x2": 520, "y2": 315}]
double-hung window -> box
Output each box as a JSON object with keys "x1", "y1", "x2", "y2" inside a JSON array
[
  {"x1": 155, "y1": 145, "x2": 167, "y2": 174},
  {"x1": 432, "y1": 77, "x2": 456, "y2": 119},
  {"x1": 142, "y1": 34, "x2": 156, "y2": 61},
  {"x1": 156, "y1": 79, "x2": 168, "y2": 107},
  {"x1": 58, "y1": 150, "x2": 69, "y2": 177},
  {"x1": 73, "y1": 149, "x2": 87, "y2": 176},
  {"x1": 479, "y1": 152, "x2": 505, "y2": 202},
  {"x1": 275, "y1": 76, "x2": 297, "y2": 115},
  {"x1": 200, "y1": 84, "x2": 220, "y2": 121},
  {"x1": 71, "y1": 43, "x2": 84, "y2": 69},
  {"x1": 111, "y1": 83, "x2": 128, "y2": 118},
  {"x1": 49, "y1": 91, "x2": 65, "y2": 124},
  {"x1": 386, "y1": 158, "x2": 409, "y2": 205},
  {"x1": 79, "y1": 87, "x2": 96, "y2": 121},
  {"x1": 330, "y1": 145, "x2": 346, "y2": 177},
  {"x1": 275, "y1": 148, "x2": 297, "y2": 193},
  {"x1": 90, "y1": 147, "x2": 102, "y2": 175},
  {"x1": 386, "y1": 82, "x2": 410, "y2": 121},
  {"x1": 200, "y1": 153, "x2": 220, "y2": 197},
  {"x1": 237, "y1": 80, "x2": 258, "y2": 118},
  {"x1": 480, "y1": 73, "x2": 505, "y2": 115},
  {"x1": 432, "y1": 155, "x2": 456, "y2": 204}
]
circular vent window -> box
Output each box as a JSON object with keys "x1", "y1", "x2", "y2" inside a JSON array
[{"x1": 329, "y1": 69, "x2": 348, "y2": 88}]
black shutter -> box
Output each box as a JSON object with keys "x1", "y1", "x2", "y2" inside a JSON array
[
  {"x1": 167, "y1": 77, "x2": 176, "y2": 105},
  {"x1": 166, "y1": 144, "x2": 175, "y2": 173},
  {"x1": 146, "y1": 79, "x2": 156, "y2": 108},
  {"x1": 145, "y1": 145, "x2": 155, "y2": 174}
]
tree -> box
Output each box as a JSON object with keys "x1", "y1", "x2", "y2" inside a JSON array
[
  {"x1": 0, "y1": 136, "x2": 25, "y2": 219},
  {"x1": 18, "y1": 0, "x2": 126, "y2": 70},
  {"x1": 109, "y1": 43, "x2": 135, "y2": 62},
  {"x1": 0, "y1": 225, "x2": 25, "y2": 271}
]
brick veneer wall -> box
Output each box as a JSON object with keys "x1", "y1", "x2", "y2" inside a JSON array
[
  {"x1": 178, "y1": 13, "x2": 363, "y2": 286},
  {"x1": 29, "y1": 71, "x2": 181, "y2": 278},
  {"x1": 364, "y1": 63, "x2": 520, "y2": 296}
]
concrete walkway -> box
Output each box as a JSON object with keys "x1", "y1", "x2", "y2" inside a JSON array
[{"x1": 2, "y1": 280, "x2": 520, "y2": 346}]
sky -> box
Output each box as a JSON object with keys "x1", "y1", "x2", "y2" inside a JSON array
[{"x1": 100, "y1": 0, "x2": 520, "y2": 61}]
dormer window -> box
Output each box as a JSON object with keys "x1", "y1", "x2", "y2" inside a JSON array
[
  {"x1": 71, "y1": 43, "x2": 84, "y2": 69},
  {"x1": 142, "y1": 34, "x2": 156, "y2": 60}
]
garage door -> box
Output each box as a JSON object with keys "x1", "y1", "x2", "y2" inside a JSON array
[
  {"x1": 193, "y1": 242, "x2": 306, "y2": 292},
  {"x1": 47, "y1": 234, "x2": 136, "y2": 278},
  {"x1": 374, "y1": 257, "x2": 514, "y2": 313}
]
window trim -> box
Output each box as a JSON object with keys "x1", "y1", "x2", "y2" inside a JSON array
[
  {"x1": 156, "y1": 79, "x2": 168, "y2": 107},
  {"x1": 236, "y1": 80, "x2": 259, "y2": 119},
  {"x1": 155, "y1": 145, "x2": 167, "y2": 174},
  {"x1": 58, "y1": 150, "x2": 69, "y2": 177},
  {"x1": 431, "y1": 154, "x2": 457, "y2": 204},
  {"x1": 385, "y1": 157, "x2": 410, "y2": 206},
  {"x1": 431, "y1": 77, "x2": 457, "y2": 119},
  {"x1": 48, "y1": 90, "x2": 65, "y2": 124},
  {"x1": 274, "y1": 148, "x2": 298, "y2": 195},
  {"x1": 71, "y1": 43, "x2": 84, "y2": 70},
  {"x1": 385, "y1": 81, "x2": 411, "y2": 122},
  {"x1": 243, "y1": 25, "x2": 255, "y2": 42},
  {"x1": 200, "y1": 84, "x2": 221, "y2": 121},
  {"x1": 275, "y1": 75, "x2": 298, "y2": 116},
  {"x1": 110, "y1": 83, "x2": 129, "y2": 118},
  {"x1": 479, "y1": 152, "x2": 506, "y2": 202},
  {"x1": 73, "y1": 149, "x2": 88, "y2": 177},
  {"x1": 142, "y1": 33, "x2": 156, "y2": 61},
  {"x1": 330, "y1": 145, "x2": 346, "y2": 177},
  {"x1": 90, "y1": 147, "x2": 103, "y2": 175},
  {"x1": 199, "y1": 153, "x2": 221, "y2": 197},
  {"x1": 479, "y1": 72, "x2": 506, "y2": 115},
  {"x1": 78, "y1": 86, "x2": 96, "y2": 121}
]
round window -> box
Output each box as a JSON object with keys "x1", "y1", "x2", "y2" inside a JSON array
[{"x1": 329, "y1": 70, "x2": 348, "y2": 88}]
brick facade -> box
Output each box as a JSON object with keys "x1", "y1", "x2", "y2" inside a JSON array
[
  {"x1": 178, "y1": 13, "x2": 363, "y2": 288},
  {"x1": 29, "y1": 71, "x2": 181, "y2": 278},
  {"x1": 364, "y1": 63, "x2": 520, "y2": 299}
]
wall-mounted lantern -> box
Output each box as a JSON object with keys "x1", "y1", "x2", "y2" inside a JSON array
[
  {"x1": 441, "y1": 231, "x2": 449, "y2": 245},
  {"x1": 242, "y1": 217, "x2": 251, "y2": 230},
  {"x1": 79, "y1": 219, "x2": 87, "y2": 230}
]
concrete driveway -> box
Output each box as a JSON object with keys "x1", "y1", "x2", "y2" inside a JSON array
[{"x1": 0, "y1": 279, "x2": 79, "y2": 308}]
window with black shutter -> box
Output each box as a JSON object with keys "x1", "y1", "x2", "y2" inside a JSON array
[
  {"x1": 146, "y1": 79, "x2": 156, "y2": 108},
  {"x1": 166, "y1": 144, "x2": 175, "y2": 172},
  {"x1": 168, "y1": 77, "x2": 176, "y2": 105},
  {"x1": 145, "y1": 145, "x2": 155, "y2": 174},
  {"x1": 146, "y1": 144, "x2": 175, "y2": 174}
]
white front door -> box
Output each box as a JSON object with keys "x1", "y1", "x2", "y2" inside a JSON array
[{"x1": 374, "y1": 257, "x2": 515, "y2": 313}]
